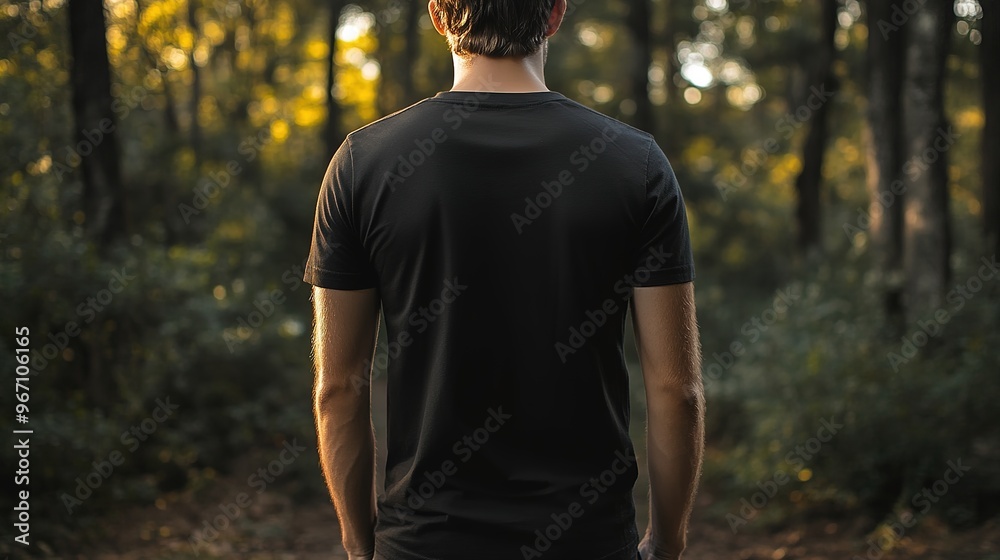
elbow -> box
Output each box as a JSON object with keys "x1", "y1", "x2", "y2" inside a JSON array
[
  {"x1": 646, "y1": 375, "x2": 704, "y2": 400},
  {"x1": 313, "y1": 376, "x2": 363, "y2": 406},
  {"x1": 646, "y1": 378, "x2": 705, "y2": 412},
  {"x1": 676, "y1": 384, "x2": 706, "y2": 412},
  {"x1": 313, "y1": 358, "x2": 371, "y2": 400}
]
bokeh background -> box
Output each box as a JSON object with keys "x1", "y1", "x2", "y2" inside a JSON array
[{"x1": 1, "y1": 0, "x2": 999, "y2": 558}]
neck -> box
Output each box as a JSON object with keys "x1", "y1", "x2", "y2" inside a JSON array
[{"x1": 450, "y1": 45, "x2": 549, "y2": 93}]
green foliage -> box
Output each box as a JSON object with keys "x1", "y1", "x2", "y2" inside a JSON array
[
  {"x1": 701, "y1": 246, "x2": 1000, "y2": 529},
  {"x1": 0, "y1": 208, "x2": 321, "y2": 549}
]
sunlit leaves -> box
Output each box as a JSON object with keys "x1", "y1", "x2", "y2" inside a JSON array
[
  {"x1": 269, "y1": 118, "x2": 289, "y2": 143},
  {"x1": 304, "y1": 38, "x2": 328, "y2": 60},
  {"x1": 161, "y1": 45, "x2": 187, "y2": 70},
  {"x1": 575, "y1": 21, "x2": 616, "y2": 50},
  {"x1": 258, "y1": 2, "x2": 296, "y2": 47},
  {"x1": 336, "y1": 6, "x2": 375, "y2": 42},
  {"x1": 677, "y1": 1, "x2": 764, "y2": 109},
  {"x1": 334, "y1": 7, "x2": 381, "y2": 124}
]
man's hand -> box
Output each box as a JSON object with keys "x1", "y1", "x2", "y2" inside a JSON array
[
  {"x1": 336, "y1": 541, "x2": 374, "y2": 560},
  {"x1": 638, "y1": 534, "x2": 682, "y2": 560}
]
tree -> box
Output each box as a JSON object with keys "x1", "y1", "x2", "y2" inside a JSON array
[
  {"x1": 401, "y1": 0, "x2": 423, "y2": 105},
  {"x1": 372, "y1": 0, "x2": 423, "y2": 116},
  {"x1": 136, "y1": 0, "x2": 183, "y2": 244},
  {"x1": 864, "y1": 0, "x2": 907, "y2": 320},
  {"x1": 188, "y1": 0, "x2": 202, "y2": 168},
  {"x1": 793, "y1": 0, "x2": 839, "y2": 255},
  {"x1": 325, "y1": 0, "x2": 349, "y2": 154},
  {"x1": 983, "y1": 1, "x2": 999, "y2": 253},
  {"x1": 659, "y1": 0, "x2": 679, "y2": 106},
  {"x1": 625, "y1": 0, "x2": 654, "y2": 133},
  {"x1": 68, "y1": 0, "x2": 127, "y2": 245},
  {"x1": 902, "y1": 0, "x2": 954, "y2": 317}
]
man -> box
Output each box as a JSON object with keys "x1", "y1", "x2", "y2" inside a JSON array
[{"x1": 305, "y1": 1, "x2": 705, "y2": 559}]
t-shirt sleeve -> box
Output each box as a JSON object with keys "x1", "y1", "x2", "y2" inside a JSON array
[
  {"x1": 629, "y1": 138, "x2": 696, "y2": 287},
  {"x1": 303, "y1": 136, "x2": 378, "y2": 290}
]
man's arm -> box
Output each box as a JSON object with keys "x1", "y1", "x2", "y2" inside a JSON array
[
  {"x1": 312, "y1": 286, "x2": 381, "y2": 560},
  {"x1": 630, "y1": 282, "x2": 705, "y2": 560}
]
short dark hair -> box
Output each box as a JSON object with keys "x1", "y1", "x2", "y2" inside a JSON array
[{"x1": 434, "y1": 0, "x2": 557, "y2": 58}]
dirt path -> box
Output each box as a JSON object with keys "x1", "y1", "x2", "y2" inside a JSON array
[
  {"x1": 50, "y1": 378, "x2": 1000, "y2": 559},
  {"x1": 76, "y1": 480, "x2": 999, "y2": 560},
  {"x1": 34, "y1": 377, "x2": 999, "y2": 559}
]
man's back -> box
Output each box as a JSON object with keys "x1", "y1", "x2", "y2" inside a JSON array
[{"x1": 306, "y1": 90, "x2": 694, "y2": 560}]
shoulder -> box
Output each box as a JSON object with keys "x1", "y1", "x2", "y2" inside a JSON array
[
  {"x1": 552, "y1": 95, "x2": 655, "y2": 146},
  {"x1": 345, "y1": 98, "x2": 438, "y2": 143}
]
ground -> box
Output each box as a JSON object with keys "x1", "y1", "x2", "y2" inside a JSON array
[
  {"x1": 38, "y1": 372, "x2": 1000, "y2": 560},
  {"x1": 62, "y1": 475, "x2": 999, "y2": 560}
]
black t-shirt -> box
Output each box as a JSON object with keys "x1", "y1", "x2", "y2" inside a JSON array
[{"x1": 304, "y1": 90, "x2": 695, "y2": 560}]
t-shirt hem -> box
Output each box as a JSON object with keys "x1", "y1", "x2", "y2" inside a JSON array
[
  {"x1": 374, "y1": 535, "x2": 436, "y2": 560},
  {"x1": 630, "y1": 266, "x2": 696, "y2": 287},
  {"x1": 594, "y1": 534, "x2": 641, "y2": 560},
  {"x1": 302, "y1": 265, "x2": 377, "y2": 290},
  {"x1": 374, "y1": 534, "x2": 639, "y2": 560}
]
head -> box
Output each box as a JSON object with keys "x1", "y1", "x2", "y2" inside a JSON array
[{"x1": 428, "y1": 0, "x2": 567, "y2": 59}]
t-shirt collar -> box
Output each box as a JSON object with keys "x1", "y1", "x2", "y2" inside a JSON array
[{"x1": 431, "y1": 90, "x2": 566, "y2": 107}]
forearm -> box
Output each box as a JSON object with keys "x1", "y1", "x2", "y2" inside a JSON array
[
  {"x1": 314, "y1": 387, "x2": 377, "y2": 557},
  {"x1": 644, "y1": 384, "x2": 705, "y2": 558}
]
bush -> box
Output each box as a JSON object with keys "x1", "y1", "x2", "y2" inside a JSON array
[{"x1": 701, "y1": 247, "x2": 1000, "y2": 529}]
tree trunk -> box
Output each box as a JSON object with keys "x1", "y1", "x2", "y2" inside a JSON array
[
  {"x1": 374, "y1": 9, "x2": 392, "y2": 118},
  {"x1": 864, "y1": 0, "x2": 907, "y2": 320},
  {"x1": 902, "y1": 0, "x2": 954, "y2": 317},
  {"x1": 661, "y1": 0, "x2": 678, "y2": 105},
  {"x1": 325, "y1": 1, "x2": 347, "y2": 155},
  {"x1": 136, "y1": 0, "x2": 180, "y2": 134},
  {"x1": 401, "y1": 0, "x2": 422, "y2": 105},
  {"x1": 625, "y1": 0, "x2": 654, "y2": 133},
  {"x1": 983, "y1": 1, "x2": 1000, "y2": 254},
  {"x1": 68, "y1": 0, "x2": 126, "y2": 246},
  {"x1": 188, "y1": 0, "x2": 202, "y2": 169},
  {"x1": 793, "y1": 0, "x2": 838, "y2": 255}
]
